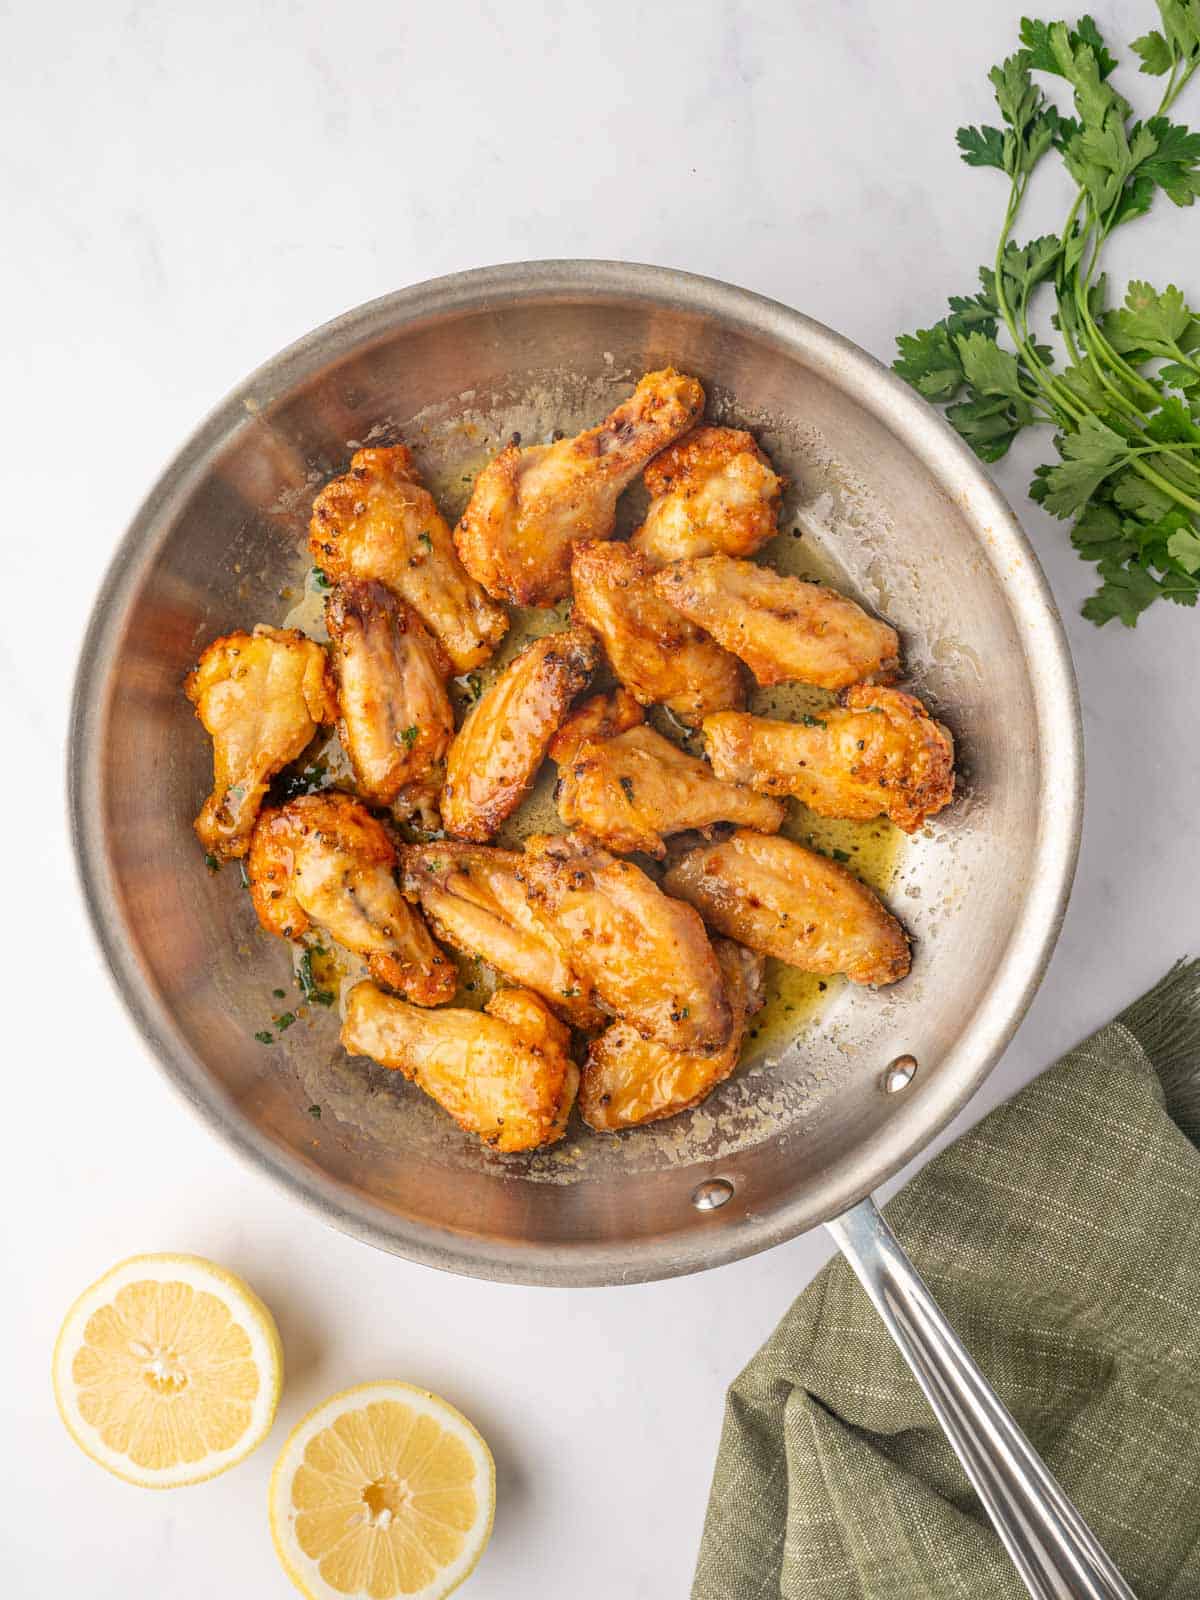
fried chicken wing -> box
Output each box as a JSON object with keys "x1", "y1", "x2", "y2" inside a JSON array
[
  {"x1": 185, "y1": 625, "x2": 336, "y2": 861},
  {"x1": 401, "y1": 842, "x2": 604, "y2": 1029},
  {"x1": 247, "y1": 792, "x2": 454, "y2": 1005},
  {"x1": 704, "y1": 687, "x2": 955, "y2": 834},
  {"x1": 555, "y1": 723, "x2": 785, "y2": 857},
  {"x1": 325, "y1": 579, "x2": 454, "y2": 812},
  {"x1": 653, "y1": 554, "x2": 900, "y2": 690},
  {"x1": 663, "y1": 828, "x2": 909, "y2": 986},
  {"x1": 579, "y1": 939, "x2": 765, "y2": 1131},
  {"x1": 547, "y1": 687, "x2": 645, "y2": 765},
  {"x1": 632, "y1": 426, "x2": 783, "y2": 565},
  {"x1": 441, "y1": 627, "x2": 598, "y2": 841},
  {"x1": 454, "y1": 369, "x2": 705, "y2": 606},
  {"x1": 570, "y1": 541, "x2": 745, "y2": 722},
  {"x1": 342, "y1": 981, "x2": 577, "y2": 1152},
  {"x1": 519, "y1": 833, "x2": 731, "y2": 1052},
  {"x1": 310, "y1": 445, "x2": 507, "y2": 673}
]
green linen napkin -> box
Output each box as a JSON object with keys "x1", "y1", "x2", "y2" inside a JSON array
[{"x1": 693, "y1": 962, "x2": 1200, "y2": 1600}]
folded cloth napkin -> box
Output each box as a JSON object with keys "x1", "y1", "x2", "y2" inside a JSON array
[{"x1": 693, "y1": 962, "x2": 1200, "y2": 1600}]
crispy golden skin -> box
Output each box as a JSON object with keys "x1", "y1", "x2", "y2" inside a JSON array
[
  {"x1": 519, "y1": 833, "x2": 732, "y2": 1052},
  {"x1": 400, "y1": 842, "x2": 604, "y2": 1029},
  {"x1": 663, "y1": 828, "x2": 910, "y2": 986},
  {"x1": 653, "y1": 555, "x2": 900, "y2": 690},
  {"x1": 570, "y1": 541, "x2": 745, "y2": 722},
  {"x1": 704, "y1": 687, "x2": 955, "y2": 834},
  {"x1": 555, "y1": 723, "x2": 785, "y2": 857},
  {"x1": 341, "y1": 981, "x2": 578, "y2": 1152},
  {"x1": 247, "y1": 793, "x2": 455, "y2": 1005},
  {"x1": 454, "y1": 369, "x2": 705, "y2": 606},
  {"x1": 547, "y1": 687, "x2": 645, "y2": 766},
  {"x1": 325, "y1": 579, "x2": 454, "y2": 810},
  {"x1": 632, "y1": 426, "x2": 783, "y2": 565},
  {"x1": 310, "y1": 445, "x2": 507, "y2": 673},
  {"x1": 185, "y1": 625, "x2": 336, "y2": 861},
  {"x1": 579, "y1": 939, "x2": 765, "y2": 1131},
  {"x1": 441, "y1": 628, "x2": 598, "y2": 841}
]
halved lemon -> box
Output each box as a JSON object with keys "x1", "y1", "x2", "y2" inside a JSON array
[
  {"x1": 52, "y1": 1253, "x2": 283, "y2": 1488},
  {"x1": 269, "y1": 1381, "x2": 495, "y2": 1600}
]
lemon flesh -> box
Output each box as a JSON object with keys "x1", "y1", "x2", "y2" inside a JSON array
[
  {"x1": 270, "y1": 1381, "x2": 495, "y2": 1600},
  {"x1": 52, "y1": 1253, "x2": 283, "y2": 1488}
]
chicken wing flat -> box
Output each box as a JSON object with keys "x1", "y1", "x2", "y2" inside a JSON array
[
  {"x1": 247, "y1": 792, "x2": 455, "y2": 1005},
  {"x1": 546, "y1": 687, "x2": 645, "y2": 766},
  {"x1": 663, "y1": 828, "x2": 909, "y2": 986},
  {"x1": 519, "y1": 833, "x2": 731, "y2": 1052},
  {"x1": 342, "y1": 981, "x2": 578, "y2": 1152},
  {"x1": 325, "y1": 579, "x2": 455, "y2": 811},
  {"x1": 570, "y1": 541, "x2": 745, "y2": 722},
  {"x1": 454, "y1": 369, "x2": 705, "y2": 606},
  {"x1": 401, "y1": 842, "x2": 604, "y2": 1029},
  {"x1": 704, "y1": 687, "x2": 955, "y2": 834},
  {"x1": 185, "y1": 625, "x2": 336, "y2": 861},
  {"x1": 579, "y1": 939, "x2": 765, "y2": 1131},
  {"x1": 631, "y1": 426, "x2": 783, "y2": 565},
  {"x1": 310, "y1": 445, "x2": 507, "y2": 673},
  {"x1": 441, "y1": 628, "x2": 598, "y2": 841},
  {"x1": 555, "y1": 723, "x2": 785, "y2": 857},
  {"x1": 654, "y1": 554, "x2": 900, "y2": 690}
]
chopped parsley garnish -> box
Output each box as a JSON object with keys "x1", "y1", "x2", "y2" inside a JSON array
[
  {"x1": 308, "y1": 1104, "x2": 322, "y2": 1118},
  {"x1": 273, "y1": 988, "x2": 286, "y2": 998},
  {"x1": 254, "y1": 1030, "x2": 274, "y2": 1044},
  {"x1": 831, "y1": 848, "x2": 851, "y2": 863},
  {"x1": 311, "y1": 566, "x2": 332, "y2": 590},
  {"x1": 297, "y1": 950, "x2": 335, "y2": 1007},
  {"x1": 400, "y1": 725, "x2": 421, "y2": 748},
  {"x1": 204, "y1": 854, "x2": 220, "y2": 872},
  {"x1": 275, "y1": 1012, "x2": 296, "y2": 1030},
  {"x1": 417, "y1": 531, "x2": 433, "y2": 551},
  {"x1": 277, "y1": 759, "x2": 329, "y2": 800},
  {"x1": 800, "y1": 713, "x2": 827, "y2": 729},
  {"x1": 619, "y1": 775, "x2": 636, "y2": 801}
]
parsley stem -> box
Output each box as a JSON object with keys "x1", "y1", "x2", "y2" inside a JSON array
[{"x1": 1127, "y1": 456, "x2": 1200, "y2": 514}]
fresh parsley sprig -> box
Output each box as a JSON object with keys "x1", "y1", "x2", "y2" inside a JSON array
[{"x1": 894, "y1": 5, "x2": 1200, "y2": 625}]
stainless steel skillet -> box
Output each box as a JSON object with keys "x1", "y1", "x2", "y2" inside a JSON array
[{"x1": 69, "y1": 262, "x2": 1127, "y2": 1595}]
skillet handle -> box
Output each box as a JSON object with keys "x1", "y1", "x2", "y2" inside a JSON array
[{"x1": 826, "y1": 1197, "x2": 1136, "y2": 1600}]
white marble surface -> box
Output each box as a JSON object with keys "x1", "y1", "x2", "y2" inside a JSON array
[{"x1": 3, "y1": 2, "x2": 1198, "y2": 1594}]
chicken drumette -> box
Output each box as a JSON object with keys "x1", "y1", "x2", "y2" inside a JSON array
[
  {"x1": 663, "y1": 828, "x2": 910, "y2": 987},
  {"x1": 185, "y1": 625, "x2": 336, "y2": 861},
  {"x1": 401, "y1": 842, "x2": 604, "y2": 1029},
  {"x1": 310, "y1": 444, "x2": 507, "y2": 672},
  {"x1": 554, "y1": 723, "x2": 785, "y2": 857},
  {"x1": 704, "y1": 687, "x2": 955, "y2": 834},
  {"x1": 342, "y1": 982, "x2": 578, "y2": 1153},
  {"x1": 519, "y1": 833, "x2": 731, "y2": 1053},
  {"x1": 441, "y1": 628, "x2": 597, "y2": 842},
  {"x1": 454, "y1": 369, "x2": 705, "y2": 606},
  {"x1": 654, "y1": 554, "x2": 900, "y2": 691},
  {"x1": 247, "y1": 792, "x2": 454, "y2": 1006},
  {"x1": 570, "y1": 541, "x2": 745, "y2": 723},
  {"x1": 631, "y1": 426, "x2": 783, "y2": 565},
  {"x1": 325, "y1": 579, "x2": 455, "y2": 814},
  {"x1": 579, "y1": 939, "x2": 765, "y2": 1131}
]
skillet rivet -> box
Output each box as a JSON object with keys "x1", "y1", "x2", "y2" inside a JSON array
[
  {"x1": 883, "y1": 1055, "x2": 918, "y2": 1093},
  {"x1": 691, "y1": 1178, "x2": 735, "y2": 1212}
]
